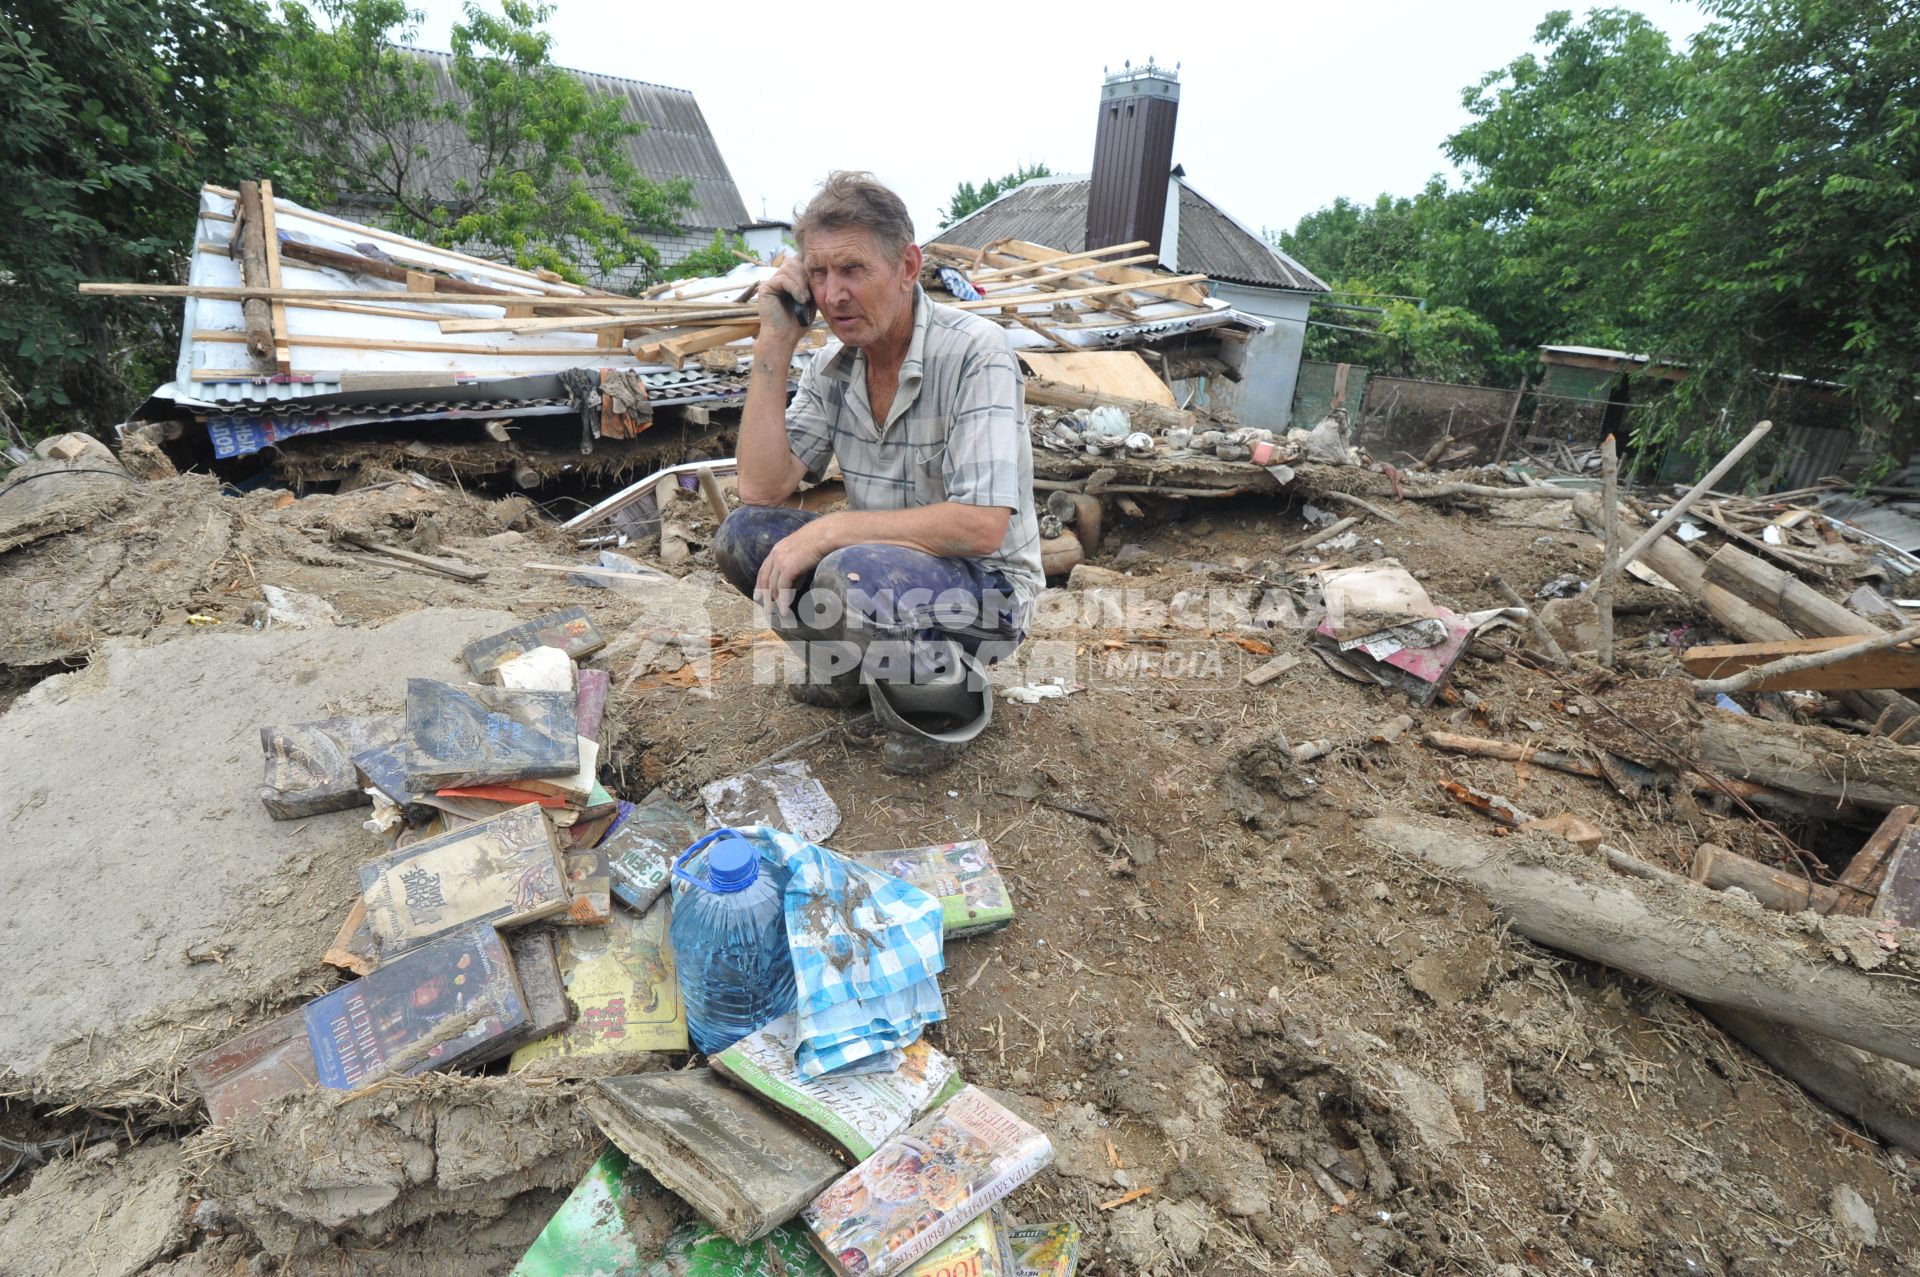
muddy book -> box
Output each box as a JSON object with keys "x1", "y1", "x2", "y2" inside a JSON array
[
  {"x1": 711, "y1": 1012, "x2": 963, "y2": 1161},
  {"x1": 352, "y1": 739, "x2": 435, "y2": 824},
  {"x1": 507, "y1": 900, "x2": 686, "y2": 1068},
  {"x1": 303, "y1": 922, "x2": 528, "y2": 1090},
  {"x1": 604, "y1": 792, "x2": 703, "y2": 914},
  {"x1": 908, "y1": 1209, "x2": 1017, "y2": 1277},
  {"x1": 477, "y1": 929, "x2": 571, "y2": 1063},
  {"x1": 1008, "y1": 1222, "x2": 1080, "y2": 1277},
  {"x1": 358, "y1": 802, "x2": 568, "y2": 957},
  {"x1": 259, "y1": 713, "x2": 405, "y2": 819},
  {"x1": 511, "y1": 1149, "x2": 831, "y2": 1277},
  {"x1": 803, "y1": 1086, "x2": 1054, "y2": 1277},
  {"x1": 848, "y1": 841, "x2": 1014, "y2": 938},
  {"x1": 404, "y1": 679, "x2": 580, "y2": 791},
  {"x1": 188, "y1": 1008, "x2": 319, "y2": 1125},
  {"x1": 582, "y1": 1068, "x2": 843, "y2": 1244},
  {"x1": 462, "y1": 607, "x2": 606, "y2": 678},
  {"x1": 558, "y1": 827, "x2": 612, "y2": 926}
]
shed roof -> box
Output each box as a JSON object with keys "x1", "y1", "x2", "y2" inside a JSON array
[
  {"x1": 931, "y1": 174, "x2": 1327, "y2": 293},
  {"x1": 375, "y1": 47, "x2": 751, "y2": 233}
]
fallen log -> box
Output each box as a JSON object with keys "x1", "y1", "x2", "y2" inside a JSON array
[
  {"x1": 1695, "y1": 710, "x2": 1920, "y2": 813},
  {"x1": 1420, "y1": 730, "x2": 1871, "y2": 824},
  {"x1": 1700, "y1": 1005, "x2": 1920, "y2": 1153},
  {"x1": 1690, "y1": 842, "x2": 1849, "y2": 914},
  {"x1": 1571, "y1": 494, "x2": 1795, "y2": 645},
  {"x1": 1362, "y1": 817, "x2": 1920, "y2": 1068},
  {"x1": 1022, "y1": 377, "x2": 1194, "y2": 431}
]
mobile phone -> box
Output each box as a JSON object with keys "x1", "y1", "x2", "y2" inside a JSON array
[{"x1": 785, "y1": 292, "x2": 816, "y2": 328}]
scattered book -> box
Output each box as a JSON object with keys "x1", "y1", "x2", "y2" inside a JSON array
[
  {"x1": 582, "y1": 1068, "x2": 843, "y2": 1245},
  {"x1": 848, "y1": 841, "x2": 1014, "y2": 938},
  {"x1": 1009, "y1": 1223, "x2": 1081, "y2": 1277},
  {"x1": 511, "y1": 735, "x2": 599, "y2": 803},
  {"x1": 322, "y1": 899, "x2": 376, "y2": 977},
  {"x1": 567, "y1": 806, "x2": 618, "y2": 850},
  {"x1": 603, "y1": 791, "x2": 704, "y2": 914},
  {"x1": 702, "y1": 759, "x2": 841, "y2": 843},
  {"x1": 508, "y1": 900, "x2": 686, "y2": 1067},
  {"x1": 259, "y1": 714, "x2": 404, "y2": 820},
  {"x1": 352, "y1": 739, "x2": 435, "y2": 824},
  {"x1": 711, "y1": 1012, "x2": 963, "y2": 1161},
  {"x1": 481, "y1": 929, "x2": 571, "y2": 1062},
  {"x1": 404, "y1": 679, "x2": 579, "y2": 791},
  {"x1": 303, "y1": 922, "x2": 529, "y2": 1090},
  {"x1": 908, "y1": 1209, "x2": 1018, "y2": 1277},
  {"x1": 358, "y1": 802, "x2": 569, "y2": 957},
  {"x1": 462, "y1": 607, "x2": 606, "y2": 678},
  {"x1": 803, "y1": 1086, "x2": 1054, "y2": 1277},
  {"x1": 512, "y1": 1152, "x2": 833, "y2": 1277},
  {"x1": 575, "y1": 668, "x2": 612, "y2": 744},
  {"x1": 433, "y1": 784, "x2": 573, "y2": 809},
  {"x1": 188, "y1": 1009, "x2": 319, "y2": 1125}
]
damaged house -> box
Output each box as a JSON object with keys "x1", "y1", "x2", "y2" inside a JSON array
[{"x1": 935, "y1": 61, "x2": 1329, "y2": 428}]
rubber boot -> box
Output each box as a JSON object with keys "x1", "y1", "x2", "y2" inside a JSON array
[
  {"x1": 866, "y1": 642, "x2": 992, "y2": 775},
  {"x1": 778, "y1": 637, "x2": 866, "y2": 708}
]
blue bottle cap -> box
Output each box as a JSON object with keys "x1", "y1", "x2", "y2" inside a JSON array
[{"x1": 705, "y1": 834, "x2": 760, "y2": 893}]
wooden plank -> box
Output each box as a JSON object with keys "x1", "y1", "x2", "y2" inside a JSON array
[
  {"x1": 1875, "y1": 824, "x2": 1920, "y2": 929},
  {"x1": 981, "y1": 240, "x2": 1209, "y2": 306},
  {"x1": 953, "y1": 274, "x2": 1211, "y2": 312},
  {"x1": 191, "y1": 329, "x2": 634, "y2": 359},
  {"x1": 1011, "y1": 314, "x2": 1078, "y2": 352},
  {"x1": 1834, "y1": 807, "x2": 1919, "y2": 916},
  {"x1": 1024, "y1": 376, "x2": 1192, "y2": 430},
  {"x1": 968, "y1": 253, "x2": 1160, "y2": 296},
  {"x1": 1017, "y1": 350, "x2": 1176, "y2": 408},
  {"x1": 1681, "y1": 634, "x2": 1920, "y2": 691},
  {"x1": 79, "y1": 282, "x2": 737, "y2": 310},
  {"x1": 258, "y1": 179, "x2": 290, "y2": 373},
  {"x1": 960, "y1": 241, "x2": 1151, "y2": 281},
  {"x1": 437, "y1": 306, "x2": 757, "y2": 336}
]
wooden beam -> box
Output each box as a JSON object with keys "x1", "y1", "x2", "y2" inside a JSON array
[
  {"x1": 1022, "y1": 376, "x2": 1194, "y2": 430},
  {"x1": 79, "y1": 282, "x2": 738, "y2": 310},
  {"x1": 437, "y1": 306, "x2": 758, "y2": 336},
  {"x1": 969, "y1": 253, "x2": 1161, "y2": 296},
  {"x1": 961, "y1": 241, "x2": 1152, "y2": 281},
  {"x1": 258, "y1": 179, "x2": 290, "y2": 373},
  {"x1": 953, "y1": 274, "x2": 1211, "y2": 312},
  {"x1": 192, "y1": 329, "x2": 632, "y2": 358},
  {"x1": 232, "y1": 181, "x2": 275, "y2": 369},
  {"x1": 1834, "y1": 807, "x2": 1919, "y2": 915},
  {"x1": 960, "y1": 239, "x2": 1210, "y2": 306}
]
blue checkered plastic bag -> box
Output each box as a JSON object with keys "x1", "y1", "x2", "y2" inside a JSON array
[{"x1": 745, "y1": 826, "x2": 947, "y2": 1077}]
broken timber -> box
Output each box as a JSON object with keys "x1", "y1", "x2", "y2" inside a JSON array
[
  {"x1": 1362, "y1": 817, "x2": 1920, "y2": 1069},
  {"x1": 1683, "y1": 630, "x2": 1920, "y2": 693}
]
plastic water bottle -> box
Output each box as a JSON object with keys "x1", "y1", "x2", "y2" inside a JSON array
[{"x1": 669, "y1": 829, "x2": 797, "y2": 1055}]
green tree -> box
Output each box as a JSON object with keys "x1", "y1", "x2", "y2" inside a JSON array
[
  {"x1": 0, "y1": 0, "x2": 288, "y2": 432},
  {"x1": 1627, "y1": 0, "x2": 1920, "y2": 467},
  {"x1": 273, "y1": 0, "x2": 695, "y2": 282},
  {"x1": 938, "y1": 163, "x2": 1052, "y2": 229},
  {"x1": 665, "y1": 229, "x2": 752, "y2": 281}
]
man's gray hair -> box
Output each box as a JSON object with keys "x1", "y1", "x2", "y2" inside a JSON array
[{"x1": 794, "y1": 171, "x2": 916, "y2": 260}]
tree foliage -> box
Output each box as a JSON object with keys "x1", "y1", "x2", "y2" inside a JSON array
[
  {"x1": 938, "y1": 163, "x2": 1052, "y2": 229},
  {"x1": 0, "y1": 0, "x2": 286, "y2": 430},
  {"x1": 273, "y1": 0, "x2": 695, "y2": 282},
  {"x1": 1280, "y1": 2, "x2": 1920, "y2": 468}
]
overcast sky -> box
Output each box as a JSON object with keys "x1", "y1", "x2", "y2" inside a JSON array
[{"x1": 398, "y1": 0, "x2": 1715, "y2": 243}]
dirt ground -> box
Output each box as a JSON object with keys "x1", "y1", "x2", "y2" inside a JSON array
[{"x1": 1, "y1": 456, "x2": 1916, "y2": 1275}]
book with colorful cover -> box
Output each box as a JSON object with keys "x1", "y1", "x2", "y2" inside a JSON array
[
  {"x1": 507, "y1": 899, "x2": 686, "y2": 1067},
  {"x1": 480, "y1": 929, "x2": 571, "y2": 1062},
  {"x1": 302, "y1": 922, "x2": 528, "y2": 1090},
  {"x1": 582, "y1": 1068, "x2": 843, "y2": 1245},
  {"x1": 1008, "y1": 1223, "x2": 1080, "y2": 1277},
  {"x1": 847, "y1": 841, "x2": 1014, "y2": 938},
  {"x1": 558, "y1": 831, "x2": 612, "y2": 926},
  {"x1": 908, "y1": 1209, "x2": 1018, "y2": 1277},
  {"x1": 404, "y1": 679, "x2": 580, "y2": 791},
  {"x1": 462, "y1": 607, "x2": 606, "y2": 678},
  {"x1": 803, "y1": 1086, "x2": 1054, "y2": 1277},
  {"x1": 711, "y1": 1012, "x2": 963, "y2": 1161},
  {"x1": 603, "y1": 791, "x2": 703, "y2": 914},
  {"x1": 358, "y1": 802, "x2": 569, "y2": 957},
  {"x1": 512, "y1": 1149, "x2": 833, "y2": 1277},
  {"x1": 188, "y1": 1008, "x2": 319, "y2": 1125}
]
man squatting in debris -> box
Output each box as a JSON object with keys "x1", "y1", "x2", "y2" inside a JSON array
[{"x1": 715, "y1": 171, "x2": 1042, "y2": 775}]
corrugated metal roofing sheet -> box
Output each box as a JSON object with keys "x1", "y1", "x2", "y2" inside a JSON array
[
  {"x1": 931, "y1": 176, "x2": 1326, "y2": 292},
  {"x1": 373, "y1": 46, "x2": 750, "y2": 233}
]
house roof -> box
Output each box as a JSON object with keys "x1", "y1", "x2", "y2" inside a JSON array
[
  {"x1": 379, "y1": 46, "x2": 751, "y2": 233},
  {"x1": 930, "y1": 174, "x2": 1327, "y2": 293}
]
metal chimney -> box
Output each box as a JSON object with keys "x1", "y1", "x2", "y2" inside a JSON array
[{"x1": 1085, "y1": 59, "x2": 1180, "y2": 259}]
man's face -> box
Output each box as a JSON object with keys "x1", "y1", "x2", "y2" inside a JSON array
[{"x1": 803, "y1": 227, "x2": 920, "y2": 349}]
